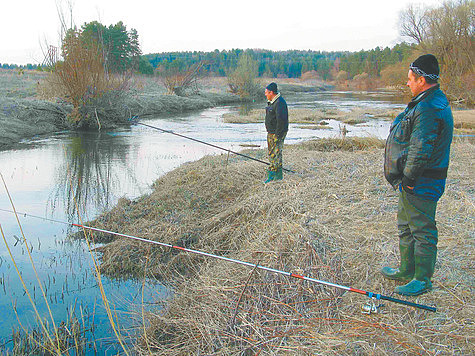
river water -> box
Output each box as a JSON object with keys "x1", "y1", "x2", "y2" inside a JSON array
[{"x1": 0, "y1": 90, "x2": 405, "y2": 354}]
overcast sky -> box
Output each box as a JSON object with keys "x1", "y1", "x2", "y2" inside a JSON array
[{"x1": 1, "y1": 0, "x2": 443, "y2": 65}]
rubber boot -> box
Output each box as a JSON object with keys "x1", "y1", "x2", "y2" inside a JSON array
[
  {"x1": 381, "y1": 244, "x2": 414, "y2": 282},
  {"x1": 274, "y1": 168, "x2": 283, "y2": 181},
  {"x1": 264, "y1": 170, "x2": 275, "y2": 184},
  {"x1": 394, "y1": 254, "x2": 434, "y2": 296}
]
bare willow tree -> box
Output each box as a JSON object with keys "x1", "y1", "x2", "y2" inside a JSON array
[
  {"x1": 160, "y1": 61, "x2": 204, "y2": 96},
  {"x1": 399, "y1": 0, "x2": 475, "y2": 104},
  {"x1": 38, "y1": 1, "x2": 140, "y2": 127},
  {"x1": 399, "y1": 5, "x2": 429, "y2": 45}
]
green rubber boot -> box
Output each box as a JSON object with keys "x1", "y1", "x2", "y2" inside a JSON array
[
  {"x1": 274, "y1": 168, "x2": 283, "y2": 181},
  {"x1": 381, "y1": 244, "x2": 414, "y2": 282},
  {"x1": 394, "y1": 255, "x2": 434, "y2": 296},
  {"x1": 264, "y1": 170, "x2": 275, "y2": 184}
]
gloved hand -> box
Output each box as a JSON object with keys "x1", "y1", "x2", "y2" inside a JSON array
[{"x1": 402, "y1": 176, "x2": 416, "y2": 194}]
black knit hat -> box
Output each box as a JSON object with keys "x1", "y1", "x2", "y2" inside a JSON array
[
  {"x1": 266, "y1": 82, "x2": 278, "y2": 93},
  {"x1": 410, "y1": 54, "x2": 440, "y2": 81}
]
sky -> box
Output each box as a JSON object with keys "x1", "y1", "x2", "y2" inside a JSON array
[{"x1": 1, "y1": 0, "x2": 444, "y2": 65}]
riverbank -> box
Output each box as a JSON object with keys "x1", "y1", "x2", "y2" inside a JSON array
[
  {"x1": 0, "y1": 71, "x2": 243, "y2": 151},
  {"x1": 86, "y1": 137, "x2": 474, "y2": 355}
]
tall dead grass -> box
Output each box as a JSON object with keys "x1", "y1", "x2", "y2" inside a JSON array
[{"x1": 83, "y1": 138, "x2": 474, "y2": 355}]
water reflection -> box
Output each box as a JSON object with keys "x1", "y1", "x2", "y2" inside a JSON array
[
  {"x1": 50, "y1": 132, "x2": 135, "y2": 221},
  {"x1": 0, "y1": 131, "x2": 165, "y2": 354}
]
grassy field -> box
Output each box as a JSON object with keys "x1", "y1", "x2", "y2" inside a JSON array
[{"x1": 87, "y1": 136, "x2": 474, "y2": 355}]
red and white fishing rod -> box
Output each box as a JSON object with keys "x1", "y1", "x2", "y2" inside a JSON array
[{"x1": 0, "y1": 208, "x2": 436, "y2": 313}]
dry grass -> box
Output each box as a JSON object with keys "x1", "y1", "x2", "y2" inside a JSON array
[
  {"x1": 453, "y1": 109, "x2": 475, "y2": 134},
  {"x1": 88, "y1": 137, "x2": 474, "y2": 355}
]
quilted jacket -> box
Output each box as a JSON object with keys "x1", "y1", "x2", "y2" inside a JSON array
[{"x1": 384, "y1": 85, "x2": 453, "y2": 200}]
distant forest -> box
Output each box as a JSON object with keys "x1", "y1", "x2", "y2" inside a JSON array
[
  {"x1": 144, "y1": 42, "x2": 415, "y2": 80},
  {"x1": 2, "y1": 42, "x2": 415, "y2": 81}
]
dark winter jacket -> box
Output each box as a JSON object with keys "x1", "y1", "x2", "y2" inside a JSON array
[
  {"x1": 265, "y1": 94, "x2": 288, "y2": 139},
  {"x1": 384, "y1": 85, "x2": 453, "y2": 201}
]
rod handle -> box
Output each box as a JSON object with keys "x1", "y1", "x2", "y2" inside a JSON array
[{"x1": 380, "y1": 294, "x2": 436, "y2": 312}]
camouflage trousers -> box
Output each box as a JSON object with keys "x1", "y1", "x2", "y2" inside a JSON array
[{"x1": 267, "y1": 133, "x2": 286, "y2": 171}]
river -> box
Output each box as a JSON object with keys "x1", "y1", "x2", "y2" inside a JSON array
[{"x1": 0, "y1": 90, "x2": 405, "y2": 354}]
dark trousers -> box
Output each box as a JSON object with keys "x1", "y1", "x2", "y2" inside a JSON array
[{"x1": 398, "y1": 190, "x2": 438, "y2": 259}]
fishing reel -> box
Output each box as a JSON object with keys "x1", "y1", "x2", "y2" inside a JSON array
[
  {"x1": 361, "y1": 297, "x2": 383, "y2": 314},
  {"x1": 128, "y1": 115, "x2": 140, "y2": 124}
]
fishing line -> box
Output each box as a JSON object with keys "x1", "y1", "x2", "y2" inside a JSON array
[
  {"x1": 0, "y1": 208, "x2": 437, "y2": 313},
  {"x1": 129, "y1": 116, "x2": 296, "y2": 174}
]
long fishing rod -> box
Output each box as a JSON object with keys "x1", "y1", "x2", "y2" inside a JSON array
[
  {"x1": 129, "y1": 116, "x2": 296, "y2": 174},
  {"x1": 0, "y1": 208, "x2": 436, "y2": 313}
]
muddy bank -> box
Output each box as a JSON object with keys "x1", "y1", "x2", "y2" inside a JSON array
[
  {"x1": 0, "y1": 91, "x2": 242, "y2": 151},
  {"x1": 85, "y1": 137, "x2": 474, "y2": 355}
]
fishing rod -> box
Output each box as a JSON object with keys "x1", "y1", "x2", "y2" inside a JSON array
[
  {"x1": 129, "y1": 116, "x2": 296, "y2": 174},
  {"x1": 0, "y1": 208, "x2": 436, "y2": 313}
]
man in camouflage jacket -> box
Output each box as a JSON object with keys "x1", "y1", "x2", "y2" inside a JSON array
[{"x1": 382, "y1": 54, "x2": 453, "y2": 296}]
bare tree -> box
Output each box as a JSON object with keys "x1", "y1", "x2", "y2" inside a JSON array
[
  {"x1": 161, "y1": 62, "x2": 204, "y2": 96},
  {"x1": 399, "y1": 4, "x2": 429, "y2": 45},
  {"x1": 399, "y1": 0, "x2": 475, "y2": 104}
]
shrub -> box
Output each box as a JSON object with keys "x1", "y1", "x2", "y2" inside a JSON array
[
  {"x1": 158, "y1": 60, "x2": 203, "y2": 96},
  {"x1": 227, "y1": 54, "x2": 261, "y2": 99},
  {"x1": 352, "y1": 72, "x2": 371, "y2": 90},
  {"x1": 336, "y1": 70, "x2": 348, "y2": 83},
  {"x1": 43, "y1": 29, "x2": 131, "y2": 128}
]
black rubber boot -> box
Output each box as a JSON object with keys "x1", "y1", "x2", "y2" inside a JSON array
[
  {"x1": 381, "y1": 244, "x2": 414, "y2": 282},
  {"x1": 395, "y1": 254, "x2": 435, "y2": 296}
]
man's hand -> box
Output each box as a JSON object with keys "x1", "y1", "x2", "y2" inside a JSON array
[{"x1": 402, "y1": 176, "x2": 416, "y2": 194}]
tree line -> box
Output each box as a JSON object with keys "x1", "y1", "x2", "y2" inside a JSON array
[
  {"x1": 0, "y1": 43, "x2": 415, "y2": 80},
  {"x1": 145, "y1": 44, "x2": 415, "y2": 80}
]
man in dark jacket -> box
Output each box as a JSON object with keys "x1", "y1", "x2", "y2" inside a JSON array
[
  {"x1": 264, "y1": 82, "x2": 288, "y2": 183},
  {"x1": 382, "y1": 54, "x2": 453, "y2": 296}
]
